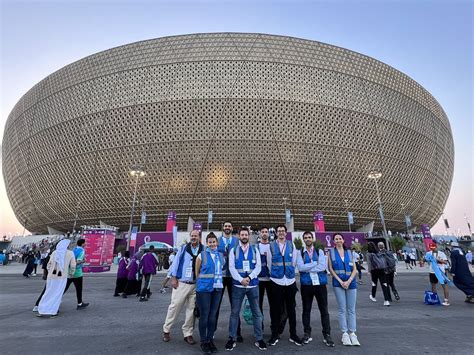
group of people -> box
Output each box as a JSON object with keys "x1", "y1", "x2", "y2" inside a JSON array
[
  {"x1": 33, "y1": 238, "x2": 89, "y2": 317},
  {"x1": 157, "y1": 223, "x2": 361, "y2": 354}
]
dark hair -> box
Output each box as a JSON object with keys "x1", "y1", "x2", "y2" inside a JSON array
[
  {"x1": 260, "y1": 226, "x2": 269, "y2": 231},
  {"x1": 206, "y1": 232, "x2": 218, "y2": 242},
  {"x1": 332, "y1": 233, "x2": 347, "y2": 250},
  {"x1": 223, "y1": 221, "x2": 233, "y2": 227},
  {"x1": 77, "y1": 238, "x2": 85, "y2": 246},
  {"x1": 302, "y1": 231, "x2": 313, "y2": 238},
  {"x1": 239, "y1": 227, "x2": 250, "y2": 235},
  {"x1": 124, "y1": 251, "x2": 130, "y2": 258},
  {"x1": 275, "y1": 224, "x2": 287, "y2": 232},
  {"x1": 367, "y1": 242, "x2": 377, "y2": 253}
]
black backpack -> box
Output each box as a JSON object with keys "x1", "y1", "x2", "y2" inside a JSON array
[{"x1": 382, "y1": 251, "x2": 396, "y2": 272}]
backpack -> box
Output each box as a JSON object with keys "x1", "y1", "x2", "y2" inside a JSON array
[
  {"x1": 382, "y1": 251, "x2": 396, "y2": 272},
  {"x1": 370, "y1": 252, "x2": 387, "y2": 270}
]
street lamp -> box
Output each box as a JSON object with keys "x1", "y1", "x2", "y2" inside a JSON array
[
  {"x1": 126, "y1": 165, "x2": 146, "y2": 251},
  {"x1": 368, "y1": 171, "x2": 388, "y2": 238}
]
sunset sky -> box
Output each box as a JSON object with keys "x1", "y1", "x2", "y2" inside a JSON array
[{"x1": 1, "y1": 0, "x2": 472, "y2": 237}]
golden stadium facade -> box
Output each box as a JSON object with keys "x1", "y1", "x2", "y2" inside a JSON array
[{"x1": 2, "y1": 33, "x2": 454, "y2": 233}]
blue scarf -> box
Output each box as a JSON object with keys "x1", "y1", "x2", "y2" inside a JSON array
[
  {"x1": 425, "y1": 252, "x2": 453, "y2": 286},
  {"x1": 207, "y1": 247, "x2": 223, "y2": 289}
]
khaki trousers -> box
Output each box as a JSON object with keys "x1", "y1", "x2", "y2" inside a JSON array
[{"x1": 163, "y1": 281, "x2": 196, "y2": 337}]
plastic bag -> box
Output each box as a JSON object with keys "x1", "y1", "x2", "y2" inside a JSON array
[
  {"x1": 424, "y1": 290, "x2": 441, "y2": 305},
  {"x1": 242, "y1": 299, "x2": 253, "y2": 325}
]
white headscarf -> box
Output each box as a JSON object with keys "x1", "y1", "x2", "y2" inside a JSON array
[{"x1": 54, "y1": 239, "x2": 71, "y2": 272}]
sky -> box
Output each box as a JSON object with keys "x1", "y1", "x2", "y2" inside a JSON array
[{"x1": 0, "y1": 0, "x2": 472, "y2": 237}]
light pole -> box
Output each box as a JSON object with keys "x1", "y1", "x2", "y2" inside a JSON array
[
  {"x1": 126, "y1": 165, "x2": 146, "y2": 251},
  {"x1": 344, "y1": 199, "x2": 351, "y2": 232},
  {"x1": 368, "y1": 171, "x2": 388, "y2": 238},
  {"x1": 207, "y1": 197, "x2": 211, "y2": 232},
  {"x1": 465, "y1": 214, "x2": 472, "y2": 236}
]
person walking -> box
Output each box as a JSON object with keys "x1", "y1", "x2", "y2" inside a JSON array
[
  {"x1": 352, "y1": 246, "x2": 364, "y2": 284},
  {"x1": 162, "y1": 229, "x2": 203, "y2": 345},
  {"x1": 366, "y1": 242, "x2": 391, "y2": 306},
  {"x1": 225, "y1": 227, "x2": 266, "y2": 351},
  {"x1": 448, "y1": 242, "x2": 474, "y2": 303},
  {"x1": 123, "y1": 252, "x2": 142, "y2": 297},
  {"x1": 409, "y1": 251, "x2": 417, "y2": 267},
  {"x1": 37, "y1": 239, "x2": 76, "y2": 317},
  {"x1": 465, "y1": 250, "x2": 473, "y2": 266},
  {"x1": 22, "y1": 251, "x2": 36, "y2": 278},
  {"x1": 403, "y1": 251, "x2": 412, "y2": 270},
  {"x1": 139, "y1": 245, "x2": 159, "y2": 302},
  {"x1": 114, "y1": 251, "x2": 130, "y2": 297},
  {"x1": 297, "y1": 231, "x2": 335, "y2": 347},
  {"x1": 195, "y1": 233, "x2": 224, "y2": 354},
  {"x1": 377, "y1": 242, "x2": 399, "y2": 301},
  {"x1": 64, "y1": 238, "x2": 89, "y2": 310},
  {"x1": 328, "y1": 233, "x2": 360, "y2": 346},
  {"x1": 425, "y1": 243, "x2": 451, "y2": 306},
  {"x1": 215, "y1": 221, "x2": 242, "y2": 342},
  {"x1": 267, "y1": 225, "x2": 303, "y2": 347}
]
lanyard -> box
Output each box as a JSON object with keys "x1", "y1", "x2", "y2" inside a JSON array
[
  {"x1": 278, "y1": 240, "x2": 286, "y2": 256},
  {"x1": 191, "y1": 246, "x2": 199, "y2": 256},
  {"x1": 241, "y1": 243, "x2": 249, "y2": 259},
  {"x1": 306, "y1": 247, "x2": 314, "y2": 261}
]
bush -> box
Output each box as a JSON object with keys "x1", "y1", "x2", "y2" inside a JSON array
[
  {"x1": 313, "y1": 239, "x2": 325, "y2": 251},
  {"x1": 115, "y1": 244, "x2": 126, "y2": 255}
]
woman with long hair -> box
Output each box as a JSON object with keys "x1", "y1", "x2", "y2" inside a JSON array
[
  {"x1": 194, "y1": 232, "x2": 224, "y2": 354},
  {"x1": 328, "y1": 233, "x2": 359, "y2": 346}
]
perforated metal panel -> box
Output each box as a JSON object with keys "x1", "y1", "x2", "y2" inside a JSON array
[{"x1": 2, "y1": 33, "x2": 454, "y2": 233}]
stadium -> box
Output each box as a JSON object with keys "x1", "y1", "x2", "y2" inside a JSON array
[{"x1": 2, "y1": 33, "x2": 454, "y2": 234}]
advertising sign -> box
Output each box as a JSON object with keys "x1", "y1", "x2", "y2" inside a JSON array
[
  {"x1": 313, "y1": 211, "x2": 326, "y2": 232},
  {"x1": 83, "y1": 228, "x2": 116, "y2": 273},
  {"x1": 135, "y1": 231, "x2": 174, "y2": 250},
  {"x1": 314, "y1": 232, "x2": 367, "y2": 249},
  {"x1": 421, "y1": 224, "x2": 434, "y2": 251}
]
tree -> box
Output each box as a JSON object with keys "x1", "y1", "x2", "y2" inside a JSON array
[
  {"x1": 294, "y1": 237, "x2": 303, "y2": 250},
  {"x1": 390, "y1": 236, "x2": 406, "y2": 252}
]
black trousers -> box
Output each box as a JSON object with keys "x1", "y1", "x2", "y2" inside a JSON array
[
  {"x1": 258, "y1": 280, "x2": 272, "y2": 313},
  {"x1": 140, "y1": 274, "x2": 153, "y2": 297},
  {"x1": 371, "y1": 270, "x2": 390, "y2": 301},
  {"x1": 386, "y1": 271, "x2": 397, "y2": 297},
  {"x1": 215, "y1": 277, "x2": 241, "y2": 335},
  {"x1": 301, "y1": 284, "x2": 331, "y2": 336},
  {"x1": 35, "y1": 284, "x2": 46, "y2": 306},
  {"x1": 65, "y1": 277, "x2": 83, "y2": 304},
  {"x1": 356, "y1": 263, "x2": 363, "y2": 280},
  {"x1": 124, "y1": 279, "x2": 141, "y2": 295},
  {"x1": 114, "y1": 277, "x2": 128, "y2": 295},
  {"x1": 270, "y1": 281, "x2": 298, "y2": 337}
]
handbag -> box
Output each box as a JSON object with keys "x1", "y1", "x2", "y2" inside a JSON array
[
  {"x1": 424, "y1": 290, "x2": 441, "y2": 305},
  {"x1": 193, "y1": 301, "x2": 200, "y2": 318}
]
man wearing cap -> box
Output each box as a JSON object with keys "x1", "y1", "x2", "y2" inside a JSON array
[{"x1": 425, "y1": 243, "x2": 450, "y2": 306}]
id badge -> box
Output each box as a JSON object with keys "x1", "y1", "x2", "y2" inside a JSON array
[
  {"x1": 310, "y1": 272, "x2": 320, "y2": 286},
  {"x1": 185, "y1": 266, "x2": 193, "y2": 278},
  {"x1": 243, "y1": 260, "x2": 250, "y2": 272}
]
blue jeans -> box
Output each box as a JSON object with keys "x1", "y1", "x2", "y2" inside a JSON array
[
  {"x1": 196, "y1": 289, "x2": 223, "y2": 343},
  {"x1": 333, "y1": 287, "x2": 357, "y2": 333},
  {"x1": 229, "y1": 285, "x2": 263, "y2": 341}
]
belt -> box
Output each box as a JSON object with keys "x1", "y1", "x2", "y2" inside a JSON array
[{"x1": 182, "y1": 281, "x2": 196, "y2": 285}]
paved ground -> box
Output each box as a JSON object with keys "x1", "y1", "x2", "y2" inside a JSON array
[{"x1": 0, "y1": 270, "x2": 472, "y2": 354}]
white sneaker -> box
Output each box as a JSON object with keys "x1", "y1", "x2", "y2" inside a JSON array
[
  {"x1": 32, "y1": 306, "x2": 38, "y2": 312},
  {"x1": 442, "y1": 299, "x2": 450, "y2": 306},
  {"x1": 342, "y1": 332, "x2": 352, "y2": 346},
  {"x1": 369, "y1": 295, "x2": 377, "y2": 302},
  {"x1": 384, "y1": 301, "x2": 390, "y2": 306},
  {"x1": 349, "y1": 333, "x2": 360, "y2": 346}
]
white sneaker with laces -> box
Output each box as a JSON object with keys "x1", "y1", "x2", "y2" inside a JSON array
[
  {"x1": 342, "y1": 332, "x2": 352, "y2": 346},
  {"x1": 32, "y1": 306, "x2": 38, "y2": 312},
  {"x1": 369, "y1": 295, "x2": 377, "y2": 302},
  {"x1": 383, "y1": 301, "x2": 390, "y2": 306},
  {"x1": 442, "y1": 299, "x2": 450, "y2": 306},
  {"x1": 349, "y1": 333, "x2": 360, "y2": 346}
]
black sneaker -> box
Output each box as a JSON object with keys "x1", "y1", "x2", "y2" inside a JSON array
[
  {"x1": 200, "y1": 343, "x2": 211, "y2": 354},
  {"x1": 225, "y1": 337, "x2": 236, "y2": 351},
  {"x1": 76, "y1": 302, "x2": 89, "y2": 310},
  {"x1": 236, "y1": 334, "x2": 243, "y2": 343},
  {"x1": 323, "y1": 334, "x2": 335, "y2": 347},
  {"x1": 122, "y1": 294, "x2": 128, "y2": 298},
  {"x1": 209, "y1": 341, "x2": 218, "y2": 353},
  {"x1": 255, "y1": 340, "x2": 267, "y2": 350},
  {"x1": 113, "y1": 293, "x2": 120, "y2": 297},
  {"x1": 394, "y1": 291, "x2": 400, "y2": 301},
  {"x1": 303, "y1": 334, "x2": 312, "y2": 344},
  {"x1": 289, "y1": 335, "x2": 303, "y2": 346},
  {"x1": 268, "y1": 335, "x2": 279, "y2": 346}
]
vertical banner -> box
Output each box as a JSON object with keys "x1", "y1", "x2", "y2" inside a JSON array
[
  {"x1": 208, "y1": 210, "x2": 213, "y2": 224},
  {"x1": 193, "y1": 222, "x2": 202, "y2": 232},
  {"x1": 285, "y1": 209, "x2": 292, "y2": 224},
  {"x1": 348, "y1": 212, "x2": 354, "y2": 225},
  {"x1": 405, "y1": 215, "x2": 412, "y2": 228},
  {"x1": 166, "y1": 210, "x2": 177, "y2": 232},
  {"x1": 313, "y1": 211, "x2": 326, "y2": 232},
  {"x1": 443, "y1": 218, "x2": 450, "y2": 229},
  {"x1": 130, "y1": 226, "x2": 138, "y2": 248},
  {"x1": 421, "y1": 224, "x2": 434, "y2": 251},
  {"x1": 141, "y1": 211, "x2": 147, "y2": 225}
]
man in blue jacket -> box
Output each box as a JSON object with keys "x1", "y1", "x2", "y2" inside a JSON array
[{"x1": 296, "y1": 231, "x2": 334, "y2": 347}]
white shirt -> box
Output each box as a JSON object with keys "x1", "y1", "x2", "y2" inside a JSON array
[
  {"x1": 229, "y1": 243, "x2": 261, "y2": 288},
  {"x1": 268, "y1": 240, "x2": 298, "y2": 286},
  {"x1": 426, "y1": 250, "x2": 448, "y2": 273},
  {"x1": 169, "y1": 254, "x2": 175, "y2": 264}
]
